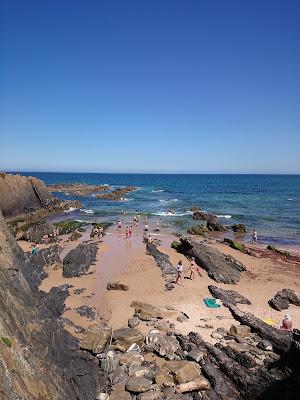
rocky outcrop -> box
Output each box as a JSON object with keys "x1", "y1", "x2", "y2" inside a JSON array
[
  {"x1": 48, "y1": 182, "x2": 110, "y2": 197},
  {"x1": 232, "y1": 224, "x2": 247, "y2": 233},
  {"x1": 22, "y1": 221, "x2": 55, "y2": 243},
  {"x1": 96, "y1": 186, "x2": 136, "y2": 201},
  {"x1": 192, "y1": 208, "x2": 227, "y2": 231},
  {"x1": 146, "y1": 243, "x2": 177, "y2": 290},
  {"x1": 0, "y1": 209, "x2": 109, "y2": 399},
  {"x1": 0, "y1": 173, "x2": 52, "y2": 217},
  {"x1": 176, "y1": 238, "x2": 246, "y2": 284},
  {"x1": 107, "y1": 281, "x2": 129, "y2": 291},
  {"x1": 208, "y1": 285, "x2": 251, "y2": 306},
  {"x1": 62, "y1": 243, "x2": 97, "y2": 277},
  {"x1": 268, "y1": 289, "x2": 300, "y2": 311},
  {"x1": 187, "y1": 224, "x2": 208, "y2": 236}
]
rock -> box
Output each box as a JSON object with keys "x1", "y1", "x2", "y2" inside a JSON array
[
  {"x1": 97, "y1": 394, "x2": 109, "y2": 400},
  {"x1": 192, "y1": 209, "x2": 209, "y2": 220},
  {"x1": 80, "y1": 322, "x2": 112, "y2": 354},
  {"x1": 100, "y1": 351, "x2": 119, "y2": 373},
  {"x1": 258, "y1": 340, "x2": 273, "y2": 351},
  {"x1": 128, "y1": 317, "x2": 140, "y2": 328},
  {"x1": 206, "y1": 214, "x2": 228, "y2": 232},
  {"x1": 186, "y1": 349, "x2": 205, "y2": 362},
  {"x1": 163, "y1": 360, "x2": 202, "y2": 384},
  {"x1": 208, "y1": 285, "x2": 251, "y2": 306},
  {"x1": 107, "y1": 281, "x2": 129, "y2": 291},
  {"x1": 268, "y1": 288, "x2": 300, "y2": 311},
  {"x1": 146, "y1": 243, "x2": 177, "y2": 290},
  {"x1": 23, "y1": 222, "x2": 55, "y2": 243},
  {"x1": 48, "y1": 182, "x2": 110, "y2": 197},
  {"x1": 138, "y1": 391, "x2": 165, "y2": 400},
  {"x1": 177, "y1": 313, "x2": 189, "y2": 323},
  {"x1": 112, "y1": 327, "x2": 144, "y2": 352},
  {"x1": 152, "y1": 320, "x2": 175, "y2": 333},
  {"x1": 229, "y1": 325, "x2": 251, "y2": 338},
  {"x1": 176, "y1": 238, "x2": 246, "y2": 284},
  {"x1": 119, "y1": 352, "x2": 144, "y2": 368},
  {"x1": 75, "y1": 305, "x2": 96, "y2": 320},
  {"x1": 223, "y1": 238, "x2": 245, "y2": 253},
  {"x1": 109, "y1": 366, "x2": 128, "y2": 385},
  {"x1": 74, "y1": 288, "x2": 85, "y2": 295},
  {"x1": 133, "y1": 302, "x2": 164, "y2": 321},
  {"x1": 146, "y1": 331, "x2": 180, "y2": 358},
  {"x1": 227, "y1": 342, "x2": 250, "y2": 353},
  {"x1": 155, "y1": 370, "x2": 175, "y2": 386},
  {"x1": 125, "y1": 377, "x2": 152, "y2": 393},
  {"x1": 110, "y1": 385, "x2": 133, "y2": 400},
  {"x1": 231, "y1": 224, "x2": 247, "y2": 233},
  {"x1": 70, "y1": 231, "x2": 82, "y2": 241},
  {"x1": 62, "y1": 243, "x2": 97, "y2": 277},
  {"x1": 129, "y1": 366, "x2": 152, "y2": 379},
  {"x1": 96, "y1": 186, "x2": 136, "y2": 201},
  {"x1": 187, "y1": 225, "x2": 209, "y2": 236},
  {"x1": 211, "y1": 332, "x2": 223, "y2": 340}
]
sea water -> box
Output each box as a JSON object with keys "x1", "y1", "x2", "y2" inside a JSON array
[{"x1": 19, "y1": 172, "x2": 300, "y2": 247}]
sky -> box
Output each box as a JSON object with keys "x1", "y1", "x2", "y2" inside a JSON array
[{"x1": 0, "y1": 0, "x2": 299, "y2": 174}]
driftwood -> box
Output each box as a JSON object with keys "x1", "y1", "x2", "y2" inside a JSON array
[
  {"x1": 146, "y1": 243, "x2": 177, "y2": 290},
  {"x1": 176, "y1": 238, "x2": 246, "y2": 284},
  {"x1": 208, "y1": 285, "x2": 251, "y2": 306},
  {"x1": 176, "y1": 378, "x2": 210, "y2": 393},
  {"x1": 268, "y1": 288, "x2": 300, "y2": 311}
]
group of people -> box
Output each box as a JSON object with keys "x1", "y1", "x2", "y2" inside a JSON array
[
  {"x1": 118, "y1": 212, "x2": 161, "y2": 242},
  {"x1": 175, "y1": 257, "x2": 202, "y2": 287},
  {"x1": 41, "y1": 227, "x2": 59, "y2": 244},
  {"x1": 92, "y1": 226, "x2": 104, "y2": 239}
]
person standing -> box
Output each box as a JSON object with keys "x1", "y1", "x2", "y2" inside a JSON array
[
  {"x1": 252, "y1": 229, "x2": 258, "y2": 243},
  {"x1": 175, "y1": 260, "x2": 184, "y2": 287},
  {"x1": 125, "y1": 226, "x2": 130, "y2": 239},
  {"x1": 118, "y1": 219, "x2": 122, "y2": 229}
]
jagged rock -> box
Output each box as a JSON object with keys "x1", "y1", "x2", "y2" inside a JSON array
[
  {"x1": 175, "y1": 238, "x2": 246, "y2": 284},
  {"x1": 208, "y1": 285, "x2": 251, "y2": 306},
  {"x1": 80, "y1": 322, "x2": 112, "y2": 354},
  {"x1": 75, "y1": 305, "x2": 96, "y2": 320},
  {"x1": 63, "y1": 243, "x2": 97, "y2": 277},
  {"x1": 132, "y1": 302, "x2": 164, "y2": 321},
  {"x1": 138, "y1": 391, "x2": 165, "y2": 400},
  {"x1": 109, "y1": 366, "x2": 128, "y2": 385},
  {"x1": 192, "y1": 209, "x2": 209, "y2": 220},
  {"x1": 119, "y1": 352, "x2": 144, "y2": 368},
  {"x1": 107, "y1": 281, "x2": 129, "y2": 291},
  {"x1": 128, "y1": 317, "x2": 140, "y2": 328},
  {"x1": 112, "y1": 328, "x2": 144, "y2": 352},
  {"x1": 187, "y1": 225, "x2": 209, "y2": 236},
  {"x1": 146, "y1": 243, "x2": 177, "y2": 290},
  {"x1": 268, "y1": 288, "x2": 300, "y2": 311},
  {"x1": 48, "y1": 182, "x2": 110, "y2": 197},
  {"x1": 125, "y1": 377, "x2": 152, "y2": 393},
  {"x1": 163, "y1": 360, "x2": 202, "y2": 384},
  {"x1": 70, "y1": 231, "x2": 82, "y2": 241},
  {"x1": 155, "y1": 370, "x2": 175, "y2": 386},
  {"x1": 257, "y1": 340, "x2": 273, "y2": 351},
  {"x1": 229, "y1": 325, "x2": 251, "y2": 338},
  {"x1": 206, "y1": 214, "x2": 228, "y2": 232},
  {"x1": 211, "y1": 331, "x2": 223, "y2": 340},
  {"x1": 0, "y1": 209, "x2": 109, "y2": 399},
  {"x1": 74, "y1": 288, "x2": 85, "y2": 295},
  {"x1": 96, "y1": 186, "x2": 136, "y2": 201},
  {"x1": 232, "y1": 224, "x2": 247, "y2": 233},
  {"x1": 151, "y1": 320, "x2": 175, "y2": 333},
  {"x1": 39, "y1": 284, "x2": 70, "y2": 318},
  {"x1": 223, "y1": 238, "x2": 246, "y2": 253},
  {"x1": 186, "y1": 349, "x2": 205, "y2": 362},
  {"x1": 146, "y1": 331, "x2": 180, "y2": 358},
  {"x1": 23, "y1": 222, "x2": 55, "y2": 243},
  {"x1": 110, "y1": 385, "x2": 132, "y2": 400},
  {"x1": 99, "y1": 351, "x2": 119, "y2": 373}
]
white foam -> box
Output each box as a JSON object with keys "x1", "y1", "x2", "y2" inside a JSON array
[
  {"x1": 158, "y1": 198, "x2": 179, "y2": 204},
  {"x1": 64, "y1": 207, "x2": 77, "y2": 213},
  {"x1": 216, "y1": 214, "x2": 232, "y2": 219},
  {"x1": 80, "y1": 209, "x2": 94, "y2": 214},
  {"x1": 153, "y1": 211, "x2": 192, "y2": 217},
  {"x1": 287, "y1": 198, "x2": 293, "y2": 201},
  {"x1": 152, "y1": 189, "x2": 165, "y2": 193}
]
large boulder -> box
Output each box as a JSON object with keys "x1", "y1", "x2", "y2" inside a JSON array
[
  {"x1": 80, "y1": 322, "x2": 112, "y2": 354},
  {"x1": 131, "y1": 302, "x2": 164, "y2": 321},
  {"x1": 23, "y1": 222, "x2": 55, "y2": 243},
  {"x1": 176, "y1": 238, "x2": 246, "y2": 284},
  {"x1": 208, "y1": 285, "x2": 251, "y2": 306},
  {"x1": 146, "y1": 243, "x2": 177, "y2": 290},
  {"x1": 107, "y1": 281, "x2": 129, "y2": 291},
  {"x1": 125, "y1": 377, "x2": 151, "y2": 393},
  {"x1": 269, "y1": 289, "x2": 300, "y2": 311},
  {"x1": 162, "y1": 360, "x2": 202, "y2": 384},
  {"x1": 232, "y1": 224, "x2": 247, "y2": 233},
  {"x1": 145, "y1": 331, "x2": 180, "y2": 358},
  {"x1": 63, "y1": 243, "x2": 97, "y2": 277},
  {"x1": 112, "y1": 327, "x2": 144, "y2": 351}
]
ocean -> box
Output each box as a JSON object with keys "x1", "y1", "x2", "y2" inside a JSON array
[{"x1": 20, "y1": 172, "x2": 300, "y2": 247}]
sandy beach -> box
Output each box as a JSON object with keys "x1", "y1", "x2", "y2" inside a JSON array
[{"x1": 24, "y1": 219, "x2": 300, "y2": 344}]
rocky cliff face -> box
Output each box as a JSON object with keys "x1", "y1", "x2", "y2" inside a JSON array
[
  {"x1": 0, "y1": 173, "x2": 52, "y2": 217},
  {"x1": 0, "y1": 210, "x2": 108, "y2": 399}
]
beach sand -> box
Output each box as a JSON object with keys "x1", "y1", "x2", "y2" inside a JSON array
[{"x1": 23, "y1": 221, "x2": 300, "y2": 344}]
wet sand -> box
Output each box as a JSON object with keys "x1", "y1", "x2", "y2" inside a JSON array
[{"x1": 22, "y1": 219, "x2": 300, "y2": 343}]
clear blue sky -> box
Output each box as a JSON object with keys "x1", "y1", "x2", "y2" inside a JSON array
[{"x1": 1, "y1": 0, "x2": 299, "y2": 173}]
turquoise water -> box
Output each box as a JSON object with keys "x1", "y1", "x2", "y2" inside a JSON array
[{"x1": 20, "y1": 172, "x2": 300, "y2": 246}]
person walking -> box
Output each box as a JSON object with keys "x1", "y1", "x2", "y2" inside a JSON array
[
  {"x1": 175, "y1": 260, "x2": 184, "y2": 287},
  {"x1": 125, "y1": 226, "x2": 130, "y2": 239},
  {"x1": 252, "y1": 229, "x2": 258, "y2": 243}
]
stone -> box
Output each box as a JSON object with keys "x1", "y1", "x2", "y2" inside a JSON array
[
  {"x1": 97, "y1": 394, "x2": 109, "y2": 400},
  {"x1": 110, "y1": 385, "x2": 132, "y2": 400},
  {"x1": 146, "y1": 331, "x2": 180, "y2": 358},
  {"x1": 138, "y1": 392, "x2": 165, "y2": 400},
  {"x1": 258, "y1": 340, "x2": 273, "y2": 351},
  {"x1": 231, "y1": 224, "x2": 247, "y2": 233},
  {"x1": 229, "y1": 324, "x2": 251, "y2": 338},
  {"x1": 128, "y1": 317, "x2": 140, "y2": 328},
  {"x1": 227, "y1": 342, "x2": 250, "y2": 353},
  {"x1": 211, "y1": 332, "x2": 223, "y2": 340},
  {"x1": 129, "y1": 366, "x2": 153, "y2": 379},
  {"x1": 119, "y1": 352, "x2": 144, "y2": 368},
  {"x1": 155, "y1": 370, "x2": 175, "y2": 386},
  {"x1": 125, "y1": 377, "x2": 152, "y2": 393},
  {"x1": 186, "y1": 349, "x2": 205, "y2": 363},
  {"x1": 146, "y1": 243, "x2": 177, "y2": 290},
  {"x1": 163, "y1": 360, "x2": 202, "y2": 384},
  {"x1": 62, "y1": 243, "x2": 97, "y2": 277},
  {"x1": 208, "y1": 285, "x2": 251, "y2": 306},
  {"x1": 133, "y1": 302, "x2": 164, "y2": 321},
  {"x1": 80, "y1": 322, "x2": 112, "y2": 354},
  {"x1": 109, "y1": 366, "x2": 128, "y2": 385},
  {"x1": 269, "y1": 288, "x2": 300, "y2": 311},
  {"x1": 75, "y1": 305, "x2": 96, "y2": 320},
  {"x1": 100, "y1": 351, "x2": 119, "y2": 373},
  {"x1": 107, "y1": 281, "x2": 129, "y2": 291},
  {"x1": 112, "y1": 327, "x2": 144, "y2": 351}
]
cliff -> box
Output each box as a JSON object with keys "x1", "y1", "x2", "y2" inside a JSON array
[
  {"x1": 0, "y1": 209, "x2": 108, "y2": 399},
  {"x1": 0, "y1": 173, "x2": 52, "y2": 217}
]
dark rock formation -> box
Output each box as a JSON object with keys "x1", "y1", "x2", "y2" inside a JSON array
[
  {"x1": 176, "y1": 238, "x2": 246, "y2": 284},
  {"x1": 0, "y1": 209, "x2": 109, "y2": 399},
  {"x1": 96, "y1": 186, "x2": 136, "y2": 201},
  {"x1": 22, "y1": 245, "x2": 62, "y2": 290},
  {"x1": 192, "y1": 208, "x2": 227, "y2": 231},
  {"x1": 23, "y1": 222, "x2": 55, "y2": 243},
  {"x1": 268, "y1": 288, "x2": 300, "y2": 311},
  {"x1": 0, "y1": 173, "x2": 52, "y2": 217},
  {"x1": 75, "y1": 305, "x2": 96, "y2": 320},
  {"x1": 232, "y1": 224, "x2": 247, "y2": 233},
  {"x1": 107, "y1": 281, "x2": 129, "y2": 291},
  {"x1": 63, "y1": 243, "x2": 97, "y2": 277},
  {"x1": 187, "y1": 224, "x2": 208, "y2": 236},
  {"x1": 48, "y1": 182, "x2": 110, "y2": 197},
  {"x1": 146, "y1": 242, "x2": 177, "y2": 290},
  {"x1": 208, "y1": 285, "x2": 251, "y2": 306}
]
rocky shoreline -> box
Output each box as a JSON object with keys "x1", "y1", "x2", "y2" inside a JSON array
[{"x1": 0, "y1": 173, "x2": 300, "y2": 399}]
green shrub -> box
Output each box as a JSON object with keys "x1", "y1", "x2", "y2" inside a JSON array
[{"x1": 1, "y1": 337, "x2": 12, "y2": 348}]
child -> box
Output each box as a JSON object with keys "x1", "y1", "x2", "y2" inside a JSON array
[{"x1": 175, "y1": 260, "x2": 184, "y2": 287}]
